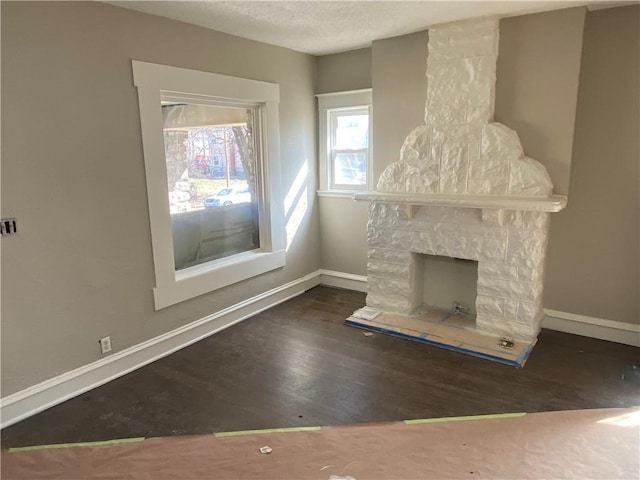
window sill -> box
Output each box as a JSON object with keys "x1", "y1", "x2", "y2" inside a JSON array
[
  {"x1": 317, "y1": 190, "x2": 365, "y2": 199},
  {"x1": 153, "y1": 249, "x2": 285, "y2": 310}
]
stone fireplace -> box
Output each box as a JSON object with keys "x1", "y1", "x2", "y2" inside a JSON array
[{"x1": 349, "y1": 17, "x2": 566, "y2": 365}]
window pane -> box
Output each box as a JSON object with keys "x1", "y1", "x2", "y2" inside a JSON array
[
  {"x1": 334, "y1": 152, "x2": 367, "y2": 185},
  {"x1": 334, "y1": 113, "x2": 368, "y2": 150},
  {"x1": 162, "y1": 102, "x2": 260, "y2": 271}
]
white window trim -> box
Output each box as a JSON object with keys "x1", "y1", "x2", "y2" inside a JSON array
[
  {"x1": 316, "y1": 89, "x2": 373, "y2": 195},
  {"x1": 133, "y1": 60, "x2": 285, "y2": 310}
]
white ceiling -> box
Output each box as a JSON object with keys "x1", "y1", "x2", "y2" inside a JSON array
[{"x1": 107, "y1": 1, "x2": 634, "y2": 55}]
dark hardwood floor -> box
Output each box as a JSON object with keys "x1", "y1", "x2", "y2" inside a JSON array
[{"x1": 2, "y1": 286, "x2": 639, "y2": 448}]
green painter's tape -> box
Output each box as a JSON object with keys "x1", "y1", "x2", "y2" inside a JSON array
[
  {"x1": 9, "y1": 437, "x2": 145, "y2": 453},
  {"x1": 404, "y1": 412, "x2": 526, "y2": 425},
  {"x1": 215, "y1": 426, "x2": 321, "y2": 437}
]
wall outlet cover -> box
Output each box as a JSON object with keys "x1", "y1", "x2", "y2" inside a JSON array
[{"x1": 99, "y1": 336, "x2": 112, "y2": 355}]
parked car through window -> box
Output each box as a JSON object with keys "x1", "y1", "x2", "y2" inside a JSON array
[{"x1": 203, "y1": 184, "x2": 251, "y2": 207}]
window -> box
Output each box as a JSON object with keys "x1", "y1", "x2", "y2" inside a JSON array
[
  {"x1": 162, "y1": 102, "x2": 258, "y2": 270},
  {"x1": 133, "y1": 61, "x2": 285, "y2": 310},
  {"x1": 317, "y1": 89, "x2": 372, "y2": 193}
]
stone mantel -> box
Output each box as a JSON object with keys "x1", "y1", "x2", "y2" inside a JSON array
[{"x1": 353, "y1": 192, "x2": 567, "y2": 213}]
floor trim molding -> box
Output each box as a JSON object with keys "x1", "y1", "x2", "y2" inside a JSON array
[
  {"x1": 3, "y1": 270, "x2": 637, "y2": 429},
  {"x1": 542, "y1": 309, "x2": 640, "y2": 347},
  {"x1": 318, "y1": 269, "x2": 368, "y2": 292},
  {"x1": 0, "y1": 272, "x2": 321, "y2": 429}
]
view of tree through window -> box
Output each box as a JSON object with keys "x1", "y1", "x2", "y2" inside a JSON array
[
  {"x1": 334, "y1": 113, "x2": 369, "y2": 185},
  {"x1": 331, "y1": 110, "x2": 369, "y2": 187},
  {"x1": 162, "y1": 102, "x2": 260, "y2": 270}
]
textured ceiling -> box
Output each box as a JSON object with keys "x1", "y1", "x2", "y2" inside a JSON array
[{"x1": 107, "y1": 1, "x2": 629, "y2": 55}]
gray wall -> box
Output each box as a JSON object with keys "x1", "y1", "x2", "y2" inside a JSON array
[
  {"x1": 545, "y1": 5, "x2": 639, "y2": 324},
  {"x1": 318, "y1": 197, "x2": 369, "y2": 276},
  {"x1": 1, "y1": 2, "x2": 320, "y2": 395},
  {"x1": 315, "y1": 47, "x2": 373, "y2": 275},
  {"x1": 316, "y1": 7, "x2": 640, "y2": 326},
  {"x1": 371, "y1": 31, "x2": 429, "y2": 182},
  {"x1": 496, "y1": 7, "x2": 586, "y2": 196},
  {"x1": 315, "y1": 33, "x2": 430, "y2": 276},
  {"x1": 316, "y1": 48, "x2": 371, "y2": 94}
]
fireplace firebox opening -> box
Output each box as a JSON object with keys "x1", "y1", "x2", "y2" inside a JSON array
[{"x1": 415, "y1": 254, "x2": 479, "y2": 331}]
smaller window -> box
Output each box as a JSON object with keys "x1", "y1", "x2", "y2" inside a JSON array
[{"x1": 317, "y1": 90, "x2": 372, "y2": 193}]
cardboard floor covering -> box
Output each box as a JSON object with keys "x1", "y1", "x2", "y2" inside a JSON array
[{"x1": 2, "y1": 407, "x2": 639, "y2": 479}]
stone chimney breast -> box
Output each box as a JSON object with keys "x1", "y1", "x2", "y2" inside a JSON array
[
  {"x1": 377, "y1": 17, "x2": 553, "y2": 197},
  {"x1": 349, "y1": 17, "x2": 568, "y2": 365}
]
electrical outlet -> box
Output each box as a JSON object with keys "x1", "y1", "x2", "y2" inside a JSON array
[{"x1": 99, "y1": 336, "x2": 112, "y2": 355}]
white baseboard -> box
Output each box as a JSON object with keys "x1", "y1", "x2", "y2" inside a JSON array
[
  {"x1": 543, "y1": 309, "x2": 640, "y2": 347},
  {"x1": 0, "y1": 271, "x2": 321, "y2": 429},
  {"x1": 3, "y1": 269, "x2": 636, "y2": 429},
  {"x1": 318, "y1": 269, "x2": 368, "y2": 292}
]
